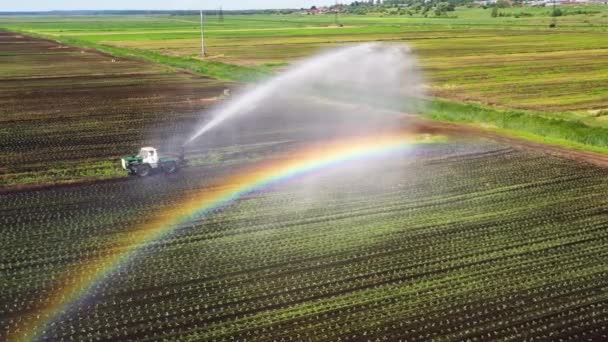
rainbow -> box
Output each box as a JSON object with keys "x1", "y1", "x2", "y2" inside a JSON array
[{"x1": 10, "y1": 133, "x2": 423, "y2": 342}]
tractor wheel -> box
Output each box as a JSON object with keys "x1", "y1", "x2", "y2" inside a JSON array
[
  {"x1": 163, "y1": 161, "x2": 178, "y2": 174},
  {"x1": 136, "y1": 165, "x2": 151, "y2": 177}
]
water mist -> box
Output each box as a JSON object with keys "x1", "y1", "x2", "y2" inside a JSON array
[{"x1": 185, "y1": 43, "x2": 425, "y2": 146}]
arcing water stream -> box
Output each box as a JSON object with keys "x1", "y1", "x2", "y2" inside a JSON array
[{"x1": 185, "y1": 43, "x2": 425, "y2": 145}]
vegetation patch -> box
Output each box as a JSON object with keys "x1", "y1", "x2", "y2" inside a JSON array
[
  {"x1": 4, "y1": 141, "x2": 608, "y2": 340},
  {"x1": 425, "y1": 99, "x2": 608, "y2": 153}
]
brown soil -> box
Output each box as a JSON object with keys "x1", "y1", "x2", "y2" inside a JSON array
[{"x1": 0, "y1": 31, "x2": 232, "y2": 187}]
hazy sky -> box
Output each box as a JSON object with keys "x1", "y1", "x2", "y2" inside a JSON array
[{"x1": 2, "y1": 1, "x2": 344, "y2": 11}]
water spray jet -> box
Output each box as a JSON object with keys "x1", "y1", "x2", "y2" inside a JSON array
[{"x1": 185, "y1": 43, "x2": 425, "y2": 147}]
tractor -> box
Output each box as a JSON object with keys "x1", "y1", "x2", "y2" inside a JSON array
[{"x1": 121, "y1": 147, "x2": 185, "y2": 177}]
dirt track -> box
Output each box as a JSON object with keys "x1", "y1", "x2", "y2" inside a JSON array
[{"x1": 404, "y1": 114, "x2": 608, "y2": 168}]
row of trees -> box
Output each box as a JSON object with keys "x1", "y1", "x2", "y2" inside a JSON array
[{"x1": 345, "y1": 0, "x2": 462, "y2": 16}]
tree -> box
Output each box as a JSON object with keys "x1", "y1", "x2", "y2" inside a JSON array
[
  {"x1": 496, "y1": 0, "x2": 511, "y2": 8},
  {"x1": 422, "y1": 3, "x2": 432, "y2": 15},
  {"x1": 435, "y1": 2, "x2": 451, "y2": 16},
  {"x1": 491, "y1": 5, "x2": 499, "y2": 17},
  {"x1": 552, "y1": 7, "x2": 562, "y2": 16}
]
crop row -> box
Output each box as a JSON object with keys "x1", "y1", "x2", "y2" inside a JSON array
[{"x1": 3, "y1": 143, "x2": 608, "y2": 340}]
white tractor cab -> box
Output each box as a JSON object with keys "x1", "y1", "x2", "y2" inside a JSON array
[
  {"x1": 121, "y1": 146, "x2": 182, "y2": 177},
  {"x1": 139, "y1": 147, "x2": 158, "y2": 166}
]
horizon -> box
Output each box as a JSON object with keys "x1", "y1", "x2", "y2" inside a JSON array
[{"x1": 0, "y1": 1, "x2": 346, "y2": 12}]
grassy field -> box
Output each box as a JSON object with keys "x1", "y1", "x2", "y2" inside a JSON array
[
  {"x1": 3, "y1": 7, "x2": 608, "y2": 154},
  {"x1": 4, "y1": 140, "x2": 608, "y2": 340},
  {"x1": 3, "y1": 8, "x2": 608, "y2": 113}
]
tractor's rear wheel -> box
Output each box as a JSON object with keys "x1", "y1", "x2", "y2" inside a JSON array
[
  {"x1": 136, "y1": 165, "x2": 151, "y2": 177},
  {"x1": 162, "y1": 161, "x2": 178, "y2": 174}
]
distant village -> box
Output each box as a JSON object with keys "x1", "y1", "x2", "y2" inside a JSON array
[
  {"x1": 475, "y1": 0, "x2": 607, "y2": 6},
  {"x1": 302, "y1": 0, "x2": 607, "y2": 14}
]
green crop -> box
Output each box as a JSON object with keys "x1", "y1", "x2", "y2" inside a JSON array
[{"x1": 4, "y1": 142, "x2": 608, "y2": 340}]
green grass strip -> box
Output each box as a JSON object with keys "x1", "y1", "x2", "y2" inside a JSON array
[{"x1": 425, "y1": 99, "x2": 608, "y2": 154}]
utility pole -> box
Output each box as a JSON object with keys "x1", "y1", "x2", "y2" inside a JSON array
[
  {"x1": 219, "y1": 6, "x2": 224, "y2": 23},
  {"x1": 551, "y1": 0, "x2": 557, "y2": 27},
  {"x1": 199, "y1": 9, "x2": 206, "y2": 57},
  {"x1": 334, "y1": 1, "x2": 340, "y2": 26}
]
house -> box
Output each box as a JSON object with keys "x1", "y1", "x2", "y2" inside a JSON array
[
  {"x1": 475, "y1": 0, "x2": 498, "y2": 5},
  {"x1": 307, "y1": 6, "x2": 331, "y2": 15}
]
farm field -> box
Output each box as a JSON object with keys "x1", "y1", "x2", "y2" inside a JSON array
[
  {"x1": 3, "y1": 6, "x2": 608, "y2": 341},
  {"x1": 0, "y1": 32, "x2": 230, "y2": 187},
  {"x1": 3, "y1": 140, "x2": 608, "y2": 340},
  {"x1": 3, "y1": 8, "x2": 608, "y2": 115}
]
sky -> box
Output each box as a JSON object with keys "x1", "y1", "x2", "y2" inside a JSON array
[{"x1": 1, "y1": 1, "x2": 344, "y2": 11}]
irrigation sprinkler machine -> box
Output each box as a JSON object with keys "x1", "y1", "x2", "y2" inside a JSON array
[
  {"x1": 120, "y1": 88, "x2": 233, "y2": 177},
  {"x1": 121, "y1": 146, "x2": 187, "y2": 177}
]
